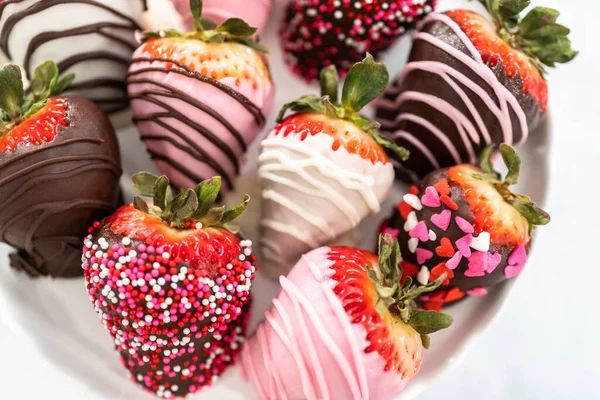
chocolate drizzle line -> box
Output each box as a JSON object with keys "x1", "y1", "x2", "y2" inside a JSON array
[
  {"x1": 128, "y1": 57, "x2": 267, "y2": 189},
  {"x1": 0, "y1": 0, "x2": 145, "y2": 114}
]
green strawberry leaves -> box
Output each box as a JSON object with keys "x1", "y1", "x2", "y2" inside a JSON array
[
  {"x1": 0, "y1": 60, "x2": 73, "y2": 135},
  {"x1": 474, "y1": 144, "x2": 550, "y2": 228},
  {"x1": 478, "y1": 0, "x2": 577, "y2": 75},
  {"x1": 368, "y1": 234, "x2": 453, "y2": 349},
  {"x1": 140, "y1": 0, "x2": 268, "y2": 53},
  {"x1": 131, "y1": 172, "x2": 250, "y2": 231},
  {"x1": 341, "y1": 53, "x2": 389, "y2": 113},
  {"x1": 276, "y1": 55, "x2": 410, "y2": 162}
]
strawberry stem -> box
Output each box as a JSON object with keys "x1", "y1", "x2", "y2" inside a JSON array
[
  {"x1": 477, "y1": 0, "x2": 578, "y2": 76},
  {"x1": 368, "y1": 234, "x2": 453, "y2": 348},
  {"x1": 131, "y1": 172, "x2": 249, "y2": 232}
]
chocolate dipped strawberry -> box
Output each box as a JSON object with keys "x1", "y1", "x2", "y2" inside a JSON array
[
  {"x1": 258, "y1": 55, "x2": 408, "y2": 278},
  {"x1": 128, "y1": 0, "x2": 274, "y2": 192},
  {"x1": 241, "y1": 234, "x2": 452, "y2": 400},
  {"x1": 375, "y1": 0, "x2": 577, "y2": 182},
  {"x1": 0, "y1": 61, "x2": 121, "y2": 278},
  {"x1": 82, "y1": 172, "x2": 256, "y2": 398},
  {"x1": 281, "y1": 0, "x2": 436, "y2": 81},
  {"x1": 383, "y1": 145, "x2": 549, "y2": 310}
]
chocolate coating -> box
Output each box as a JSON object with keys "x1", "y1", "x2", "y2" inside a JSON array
[
  {"x1": 0, "y1": 97, "x2": 122, "y2": 277},
  {"x1": 375, "y1": 13, "x2": 542, "y2": 183},
  {"x1": 386, "y1": 167, "x2": 531, "y2": 304}
]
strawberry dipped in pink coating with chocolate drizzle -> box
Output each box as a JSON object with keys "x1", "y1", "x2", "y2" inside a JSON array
[
  {"x1": 128, "y1": 0, "x2": 274, "y2": 192},
  {"x1": 380, "y1": 145, "x2": 550, "y2": 311},
  {"x1": 82, "y1": 173, "x2": 256, "y2": 398},
  {"x1": 241, "y1": 235, "x2": 452, "y2": 400}
]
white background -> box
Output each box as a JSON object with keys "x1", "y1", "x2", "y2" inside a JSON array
[{"x1": 1, "y1": 0, "x2": 599, "y2": 399}]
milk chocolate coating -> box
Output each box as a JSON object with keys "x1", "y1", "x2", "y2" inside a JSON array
[
  {"x1": 0, "y1": 97, "x2": 122, "y2": 277},
  {"x1": 387, "y1": 168, "x2": 530, "y2": 295},
  {"x1": 375, "y1": 15, "x2": 542, "y2": 183}
]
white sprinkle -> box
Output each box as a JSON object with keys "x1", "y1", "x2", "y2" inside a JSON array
[
  {"x1": 121, "y1": 237, "x2": 131, "y2": 246},
  {"x1": 408, "y1": 238, "x2": 419, "y2": 253},
  {"x1": 403, "y1": 194, "x2": 423, "y2": 210},
  {"x1": 334, "y1": 10, "x2": 343, "y2": 19},
  {"x1": 429, "y1": 230, "x2": 437, "y2": 241},
  {"x1": 404, "y1": 211, "x2": 418, "y2": 232},
  {"x1": 470, "y1": 232, "x2": 491, "y2": 252},
  {"x1": 417, "y1": 266, "x2": 430, "y2": 285},
  {"x1": 162, "y1": 252, "x2": 170, "y2": 260}
]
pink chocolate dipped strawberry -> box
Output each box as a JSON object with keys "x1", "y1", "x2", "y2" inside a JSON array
[
  {"x1": 281, "y1": 0, "x2": 437, "y2": 81},
  {"x1": 82, "y1": 173, "x2": 256, "y2": 398},
  {"x1": 172, "y1": 0, "x2": 272, "y2": 35},
  {"x1": 258, "y1": 55, "x2": 408, "y2": 278},
  {"x1": 0, "y1": 61, "x2": 121, "y2": 278},
  {"x1": 375, "y1": 0, "x2": 577, "y2": 182},
  {"x1": 241, "y1": 234, "x2": 452, "y2": 400},
  {"x1": 128, "y1": 0, "x2": 274, "y2": 192},
  {"x1": 383, "y1": 145, "x2": 549, "y2": 310}
]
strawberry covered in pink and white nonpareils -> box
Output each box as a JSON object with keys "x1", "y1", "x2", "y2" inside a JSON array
[
  {"x1": 258, "y1": 55, "x2": 409, "y2": 278},
  {"x1": 382, "y1": 145, "x2": 550, "y2": 310},
  {"x1": 128, "y1": 0, "x2": 274, "y2": 192},
  {"x1": 241, "y1": 235, "x2": 452, "y2": 400},
  {"x1": 281, "y1": 0, "x2": 437, "y2": 81},
  {"x1": 82, "y1": 173, "x2": 256, "y2": 398}
]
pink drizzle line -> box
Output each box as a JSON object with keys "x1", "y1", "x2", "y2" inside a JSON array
[
  {"x1": 378, "y1": 13, "x2": 529, "y2": 166},
  {"x1": 242, "y1": 253, "x2": 369, "y2": 400}
]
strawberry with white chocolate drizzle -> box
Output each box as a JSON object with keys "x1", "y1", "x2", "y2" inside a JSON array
[
  {"x1": 258, "y1": 55, "x2": 408, "y2": 278},
  {"x1": 82, "y1": 173, "x2": 255, "y2": 398},
  {"x1": 383, "y1": 145, "x2": 550, "y2": 310},
  {"x1": 241, "y1": 234, "x2": 452, "y2": 400},
  {"x1": 128, "y1": 0, "x2": 274, "y2": 192},
  {"x1": 375, "y1": 0, "x2": 577, "y2": 183}
]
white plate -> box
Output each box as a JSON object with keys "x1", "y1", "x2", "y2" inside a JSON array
[{"x1": 0, "y1": 0, "x2": 551, "y2": 399}]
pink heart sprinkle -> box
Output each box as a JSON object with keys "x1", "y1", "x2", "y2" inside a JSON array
[
  {"x1": 421, "y1": 186, "x2": 441, "y2": 208},
  {"x1": 468, "y1": 251, "x2": 502, "y2": 274},
  {"x1": 445, "y1": 251, "x2": 462, "y2": 270},
  {"x1": 508, "y1": 244, "x2": 527, "y2": 267},
  {"x1": 464, "y1": 267, "x2": 485, "y2": 277},
  {"x1": 455, "y1": 234, "x2": 473, "y2": 257},
  {"x1": 416, "y1": 248, "x2": 433, "y2": 264},
  {"x1": 505, "y1": 264, "x2": 523, "y2": 279},
  {"x1": 409, "y1": 221, "x2": 429, "y2": 242},
  {"x1": 430, "y1": 209, "x2": 451, "y2": 231},
  {"x1": 455, "y1": 216, "x2": 474, "y2": 234},
  {"x1": 467, "y1": 288, "x2": 488, "y2": 296},
  {"x1": 382, "y1": 227, "x2": 399, "y2": 239}
]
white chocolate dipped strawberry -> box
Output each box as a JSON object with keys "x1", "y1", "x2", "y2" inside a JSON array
[
  {"x1": 258, "y1": 55, "x2": 407, "y2": 278},
  {"x1": 127, "y1": 0, "x2": 274, "y2": 192},
  {"x1": 241, "y1": 234, "x2": 453, "y2": 400}
]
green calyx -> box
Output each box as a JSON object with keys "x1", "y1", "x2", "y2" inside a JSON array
[
  {"x1": 141, "y1": 0, "x2": 268, "y2": 53},
  {"x1": 474, "y1": 144, "x2": 551, "y2": 229},
  {"x1": 277, "y1": 54, "x2": 410, "y2": 161},
  {"x1": 477, "y1": 0, "x2": 578, "y2": 77},
  {"x1": 0, "y1": 61, "x2": 73, "y2": 134},
  {"x1": 131, "y1": 172, "x2": 249, "y2": 231},
  {"x1": 368, "y1": 234, "x2": 453, "y2": 349}
]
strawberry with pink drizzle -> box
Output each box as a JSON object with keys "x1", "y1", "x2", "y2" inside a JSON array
[
  {"x1": 128, "y1": 0, "x2": 274, "y2": 192},
  {"x1": 375, "y1": 0, "x2": 577, "y2": 182},
  {"x1": 172, "y1": 0, "x2": 272, "y2": 35},
  {"x1": 382, "y1": 145, "x2": 550, "y2": 310},
  {"x1": 82, "y1": 172, "x2": 256, "y2": 398},
  {"x1": 241, "y1": 234, "x2": 452, "y2": 400}
]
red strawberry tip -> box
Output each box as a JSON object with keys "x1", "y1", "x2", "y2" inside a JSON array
[{"x1": 369, "y1": 234, "x2": 453, "y2": 348}]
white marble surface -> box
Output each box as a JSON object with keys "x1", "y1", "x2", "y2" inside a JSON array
[{"x1": 1, "y1": 0, "x2": 599, "y2": 399}]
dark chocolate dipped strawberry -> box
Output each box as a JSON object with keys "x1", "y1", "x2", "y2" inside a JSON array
[
  {"x1": 128, "y1": 0, "x2": 274, "y2": 192},
  {"x1": 382, "y1": 145, "x2": 549, "y2": 310},
  {"x1": 375, "y1": 0, "x2": 577, "y2": 183},
  {"x1": 0, "y1": 61, "x2": 121, "y2": 278},
  {"x1": 82, "y1": 172, "x2": 256, "y2": 398},
  {"x1": 281, "y1": 0, "x2": 436, "y2": 82}
]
